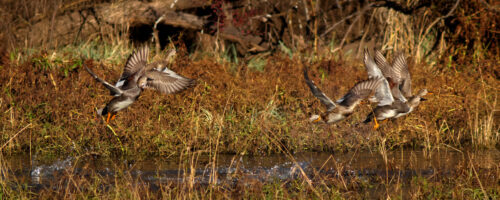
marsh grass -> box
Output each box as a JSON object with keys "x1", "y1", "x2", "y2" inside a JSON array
[
  {"x1": 0, "y1": 0, "x2": 498, "y2": 198},
  {"x1": 0, "y1": 37, "x2": 497, "y2": 159}
]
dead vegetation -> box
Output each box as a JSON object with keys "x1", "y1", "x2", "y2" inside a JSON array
[
  {"x1": 0, "y1": 42, "x2": 497, "y2": 157},
  {"x1": 0, "y1": 1, "x2": 498, "y2": 199},
  {"x1": 1, "y1": 0, "x2": 498, "y2": 58},
  {"x1": 0, "y1": 0, "x2": 498, "y2": 156}
]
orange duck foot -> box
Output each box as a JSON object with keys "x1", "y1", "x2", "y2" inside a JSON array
[{"x1": 373, "y1": 116, "x2": 380, "y2": 130}]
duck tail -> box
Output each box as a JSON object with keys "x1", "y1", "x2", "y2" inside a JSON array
[
  {"x1": 309, "y1": 114, "x2": 321, "y2": 123},
  {"x1": 303, "y1": 67, "x2": 310, "y2": 80},
  {"x1": 363, "y1": 113, "x2": 373, "y2": 124},
  {"x1": 97, "y1": 107, "x2": 108, "y2": 116}
]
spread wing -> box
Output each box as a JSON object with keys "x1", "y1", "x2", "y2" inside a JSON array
[
  {"x1": 374, "y1": 50, "x2": 395, "y2": 79},
  {"x1": 85, "y1": 66, "x2": 123, "y2": 96},
  {"x1": 374, "y1": 78, "x2": 394, "y2": 106},
  {"x1": 303, "y1": 68, "x2": 336, "y2": 111},
  {"x1": 363, "y1": 49, "x2": 396, "y2": 105},
  {"x1": 144, "y1": 49, "x2": 176, "y2": 72},
  {"x1": 390, "y1": 85, "x2": 407, "y2": 102},
  {"x1": 116, "y1": 46, "x2": 149, "y2": 87},
  {"x1": 364, "y1": 48, "x2": 384, "y2": 79},
  {"x1": 391, "y1": 53, "x2": 412, "y2": 97},
  {"x1": 141, "y1": 68, "x2": 195, "y2": 94},
  {"x1": 338, "y1": 78, "x2": 382, "y2": 108},
  {"x1": 147, "y1": 60, "x2": 173, "y2": 73}
]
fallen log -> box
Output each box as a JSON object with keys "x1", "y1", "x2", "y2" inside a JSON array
[{"x1": 13, "y1": 0, "x2": 208, "y2": 48}]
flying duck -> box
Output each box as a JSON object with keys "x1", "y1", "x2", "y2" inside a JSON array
[
  {"x1": 85, "y1": 46, "x2": 195, "y2": 123},
  {"x1": 362, "y1": 49, "x2": 430, "y2": 129},
  {"x1": 304, "y1": 67, "x2": 382, "y2": 124}
]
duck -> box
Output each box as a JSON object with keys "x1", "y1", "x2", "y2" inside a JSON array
[
  {"x1": 377, "y1": 50, "x2": 432, "y2": 118},
  {"x1": 365, "y1": 49, "x2": 407, "y2": 103},
  {"x1": 361, "y1": 49, "x2": 409, "y2": 129},
  {"x1": 374, "y1": 50, "x2": 412, "y2": 99},
  {"x1": 363, "y1": 89, "x2": 429, "y2": 129},
  {"x1": 362, "y1": 49, "x2": 430, "y2": 129},
  {"x1": 85, "y1": 46, "x2": 195, "y2": 123},
  {"x1": 304, "y1": 67, "x2": 382, "y2": 124}
]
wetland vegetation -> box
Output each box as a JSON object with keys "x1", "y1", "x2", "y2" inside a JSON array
[{"x1": 0, "y1": 0, "x2": 498, "y2": 198}]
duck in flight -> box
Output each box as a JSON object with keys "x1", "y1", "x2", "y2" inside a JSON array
[
  {"x1": 362, "y1": 49, "x2": 430, "y2": 129},
  {"x1": 85, "y1": 46, "x2": 195, "y2": 123},
  {"x1": 304, "y1": 67, "x2": 382, "y2": 124}
]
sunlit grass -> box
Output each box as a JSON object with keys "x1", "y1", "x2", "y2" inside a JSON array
[
  {"x1": 0, "y1": 37, "x2": 498, "y2": 159},
  {"x1": 0, "y1": 0, "x2": 497, "y2": 198}
]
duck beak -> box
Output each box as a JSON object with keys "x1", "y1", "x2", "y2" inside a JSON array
[
  {"x1": 421, "y1": 98, "x2": 428, "y2": 101},
  {"x1": 427, "y1": 91, "x2": 434, "y2": 95}
]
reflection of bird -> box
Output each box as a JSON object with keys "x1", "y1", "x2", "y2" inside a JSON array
[
  {"x1": 85, "y1": 46, "x2": 195, "y2": 123},
  {"x1": 304, "y1": 68, "x2": 382, "y2": 124},
  {"x1": 362, "y1": 49, "x2": 430, "y2": 129}
]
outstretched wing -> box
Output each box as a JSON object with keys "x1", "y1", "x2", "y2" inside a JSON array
[
  {"x1": 390, "y1": 85, "x2": 407, "y2": 102},
  {"x1": 141, "y1": 68, "x2": 195, "y2": 94},
  {"x1": 363, "y1": 48, "x2": 384, "y2": 79},
  {"x1": 85, "y1": 66, "x2": 123, "y2": 96},
  {"x1": 391, "y1": 53, "x2": 412, "y2": 97},
  {"x1": 116, "y1": 46, "x2": 149, "y2": 87},
  {"x1": 373, "y1": 50, "x2": 407, "y2": 103},
  {"x1": 338, "y1": 78, "x2": 382, "y2": 108},
  {"x1": 362, "y1": 50, "x2": 395, "y2": 105},
  {"x1": 303, "y1": 68, "x2": 336, "y2": 111},
  {"x1": 374, "y1": 50, "x2": 395, "y2": 79},
  {"x1": 372, "y1": 78, "x2": 395, "y2": 106},
  {"x1": 144, "y1": 49, "x2": 177, "y2": 72}
]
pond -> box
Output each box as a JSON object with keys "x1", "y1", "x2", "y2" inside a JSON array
[{"x1": 1, "y1": 149, "x2": 499, "y2": 197}]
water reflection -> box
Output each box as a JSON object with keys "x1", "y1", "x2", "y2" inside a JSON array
[{"x1": 2, "y1": 149, "x2": 500, "y2": 190}]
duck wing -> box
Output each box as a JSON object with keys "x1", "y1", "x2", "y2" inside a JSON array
[
  {"x1": 85, "y1": 66, "x2": 123, "y2": 96},
  {"x1": 144, "y1": 49, "x2": 176, "y2": 72},
  {"x1": 391, "y1": 53, "x2": 412, "y2": 97},
  {"x1": 374, "y1": 50, "x2": 395, "y2": 79},
  {"x1": 372, "y1": 77, "x2": 395, "y2": 106},
  {"x1": 338, "y1": 78, "x2": 382, "y2": 108},
  {"x1": 363, "y1": 49, "x2": 395, "y2": 105},
  {"x1": 390, "y1": 85, "x2": 407, "y2": 102},
  {"x1": 116, "y1": 46, "x2": 149, "y2": 87},
  {"x1": 303, "y1": 68, "x2": 336, "y2": 111},
  {"x1": 141, "y1": 68, "x2": 195, "y2": 94},
  {"x1": 363, "y1": 49, "x2": 384, "y2": 79}
]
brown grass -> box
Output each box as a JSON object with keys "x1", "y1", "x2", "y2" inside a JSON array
[
  {"x1": 0, "y1": 41, "x2": 498, "y2": 157},
  {"x1": 0, "y1": 0, "x2": 498, "y2": 199}
]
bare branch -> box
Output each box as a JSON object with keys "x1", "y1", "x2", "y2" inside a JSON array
[
  {"x1": 373, "y1": 0, "x2": 431, "y2": 15},
  {"x1": 321, "y1": 3, "x2": 374, "y2": 38}
]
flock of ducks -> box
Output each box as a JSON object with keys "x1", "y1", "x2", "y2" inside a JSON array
[
  {"x1": 85, "y1": 46, "x2": 428, "y2": 129},
  {"x1": 304, "y1": 49, "x2": 430, "y2": 129}
]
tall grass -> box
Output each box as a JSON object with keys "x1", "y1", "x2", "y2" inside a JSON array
[
  {"x1": 0, "y1": 37, "x2": 498, "y2": 158},
  {"x1": 469, "y1": 64, "x2": 499, "y2": 147},
  {"x1": 0, "y1": 0, "x2": 498, "y2": 198},
  {"x1": 0, "y1": 0, "x2": 497, "y2": 161}
]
